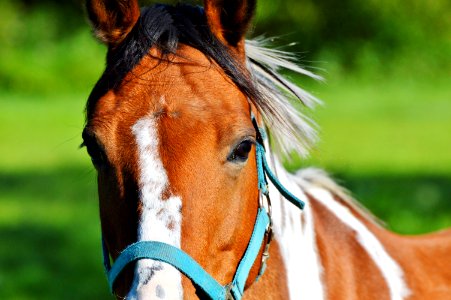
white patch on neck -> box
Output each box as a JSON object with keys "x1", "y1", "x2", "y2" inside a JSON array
[
  {"x1": 127, "y1": 116, "x2": 183, "y2": 300},
  {"x1": 302, "y1": 186, "x2": 411, "y2": 300},
  {"x1": 266, "y1": 148, "x2": 325, "y2": 299}
]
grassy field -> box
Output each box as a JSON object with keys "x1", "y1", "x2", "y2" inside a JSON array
[
  {"x1": 302, "y1": 78, "x2": 451, "y2": 233},
  {"x1": 0, "y1": 77, "x2": 450, "y2": 298},
  {"x1": 0, "y1": 93, "x2": 111, "y2": 299}
]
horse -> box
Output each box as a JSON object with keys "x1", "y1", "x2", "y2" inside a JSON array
[{"x1": 82, "y1": 0, "x2": 451, "y2": 299}]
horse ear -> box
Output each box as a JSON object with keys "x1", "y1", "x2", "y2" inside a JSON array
[
  {"x1": 204, "y1": 0, "x2": 256, "y2": 47},
  {"x1": 85, "y1": 0, "x2": 140, "y2": 46}
]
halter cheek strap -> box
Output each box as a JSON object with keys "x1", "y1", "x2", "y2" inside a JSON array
[
  {"x1": 252, "y1": 116, "x2": 305, "y2": 210},
  {"x1": 101, "y1": 116, "x2": 305, "y2": 300}
]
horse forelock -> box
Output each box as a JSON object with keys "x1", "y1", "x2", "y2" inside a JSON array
[{"x1": 86, "y1": 4, "x2": 256, "y2": 120}]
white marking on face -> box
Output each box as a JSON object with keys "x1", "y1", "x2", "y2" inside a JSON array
[
  {"x1": 266, "y1": 147, "x2": 325, "y2": 299},
  {"x1": 127, "y1": 116, "x2": 183, "y2": 300},
  {"x1": 305, "y1": 187, "x2": 411, "y2": 300}
]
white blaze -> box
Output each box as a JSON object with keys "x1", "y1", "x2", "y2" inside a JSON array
[{"x1": 127, "y1": 116, "x2": 183, "y2": 300}]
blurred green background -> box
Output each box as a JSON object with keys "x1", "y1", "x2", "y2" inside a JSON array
[{"x1": 0, "y1": 0, "x2": 450, "y2": 298}]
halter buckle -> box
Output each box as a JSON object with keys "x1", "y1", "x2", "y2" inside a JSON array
[
  {"x1": 224, "y1": 283, "x2": 235, "y2": 300},
  {"x1": 258, "y1": 189, "x2": 272, "y2": 216},
  {"x1": 257, "y1": 220, "x2": 274, "y2": 279}
]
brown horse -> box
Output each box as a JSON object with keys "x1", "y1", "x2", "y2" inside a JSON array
[{"x1": 83, "y1": 0, "x2": 451, "y2": 299}]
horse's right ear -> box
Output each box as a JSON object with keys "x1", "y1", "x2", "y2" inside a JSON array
[
  {"x1": 85, "y1": 0, "x2": 140, "y2": 46},
  {"x1": 204, "y1": 0, "x2": 256, "y2": 48}
]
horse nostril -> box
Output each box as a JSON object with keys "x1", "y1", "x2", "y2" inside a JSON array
[{"x1": 155, "y1": 285, "x2": 165, "y2": 298}]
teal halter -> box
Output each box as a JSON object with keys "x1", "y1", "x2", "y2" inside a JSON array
[{"x1": 101, "y1": 116, "x2": 305, "y2": 299}]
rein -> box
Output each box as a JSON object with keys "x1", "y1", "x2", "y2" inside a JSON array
[{"x1": 101, "y1": 116, "x2": 305, "y2": 299}]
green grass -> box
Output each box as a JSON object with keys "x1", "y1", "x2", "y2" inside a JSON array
[
  {"x1": 0, "y1": 78, "x2": 450, "y2": 298},
  {"x1": 0, "y1": 93, "x2": 112, "y2": 299},
  {"x1": 0, "y1": 167, "x2": 111, "y2": 299},
  {"x1": 0, "y1": 93, "x2": 88, "y2": 171},
  {"x1": 302, "y1": 78, "x2": 451, "y2": 176},
  {"x1": 297, "y1": 78, "x2": 451, "y2": 233}
]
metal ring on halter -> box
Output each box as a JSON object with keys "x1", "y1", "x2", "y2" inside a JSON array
[
  {"x1": 256, "y1": 188, "x2": 273, "y2": 279},
  {"x1": 264, "y1": 193, "x2": 272, "y2": 222},
  {"x1": 257, "y1": 189, "x2": 273, "y2": 243}
]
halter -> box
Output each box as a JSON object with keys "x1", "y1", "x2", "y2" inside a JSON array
[{"x1": 101, "y1": 116, "x2": 305, "y2": 299}]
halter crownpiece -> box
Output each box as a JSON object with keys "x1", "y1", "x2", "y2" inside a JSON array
[{"x1": 101, "y1": 116, "x2": 305, "y2": 300}]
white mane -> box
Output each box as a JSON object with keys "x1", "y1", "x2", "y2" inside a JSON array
[
  {"x1": 246, "y1": 39, "x2": 383, "y2": 225},
  {"x1": 245, "y1": 37, "x2": 323, "y2": 158}
]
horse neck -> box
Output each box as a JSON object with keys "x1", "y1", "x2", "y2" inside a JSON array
[
  {"x1": 263, "y1": 148, "x2": 411, "y2": 299},
  {"x1": 261, "y1": 146, "x2": 451, "y2": 300}
]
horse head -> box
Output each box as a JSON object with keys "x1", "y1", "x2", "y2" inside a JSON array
[{"x1": 83, "y1": 0, "x2": 279, "y2": 298}]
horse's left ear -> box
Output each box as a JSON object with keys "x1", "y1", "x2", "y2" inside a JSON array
[{"x1": 204, "y1": 0, "x2": 256, "y2": 48}]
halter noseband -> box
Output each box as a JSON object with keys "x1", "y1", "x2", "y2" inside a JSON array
[{"x1": 101, "y1": 115, "x2": 305, "y2": 300}]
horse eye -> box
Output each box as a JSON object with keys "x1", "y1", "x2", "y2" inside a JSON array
[
  {"x1": 229, "y1": 140, "x2": 254, "y2": 162},
  {"x1": 82, "y1": 130, "x2": 106, "y2": 168},
  {"x1": 85, "y1": 143, "x2": 106, "y2": 168}
]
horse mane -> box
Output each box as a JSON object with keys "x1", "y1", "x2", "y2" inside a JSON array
[
  {"x1": 245, "y1": 38, "x2": 322, "y2": 157},
  {"x1": 244, "y1": 41, "x2": 383, "y2": 225}
]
